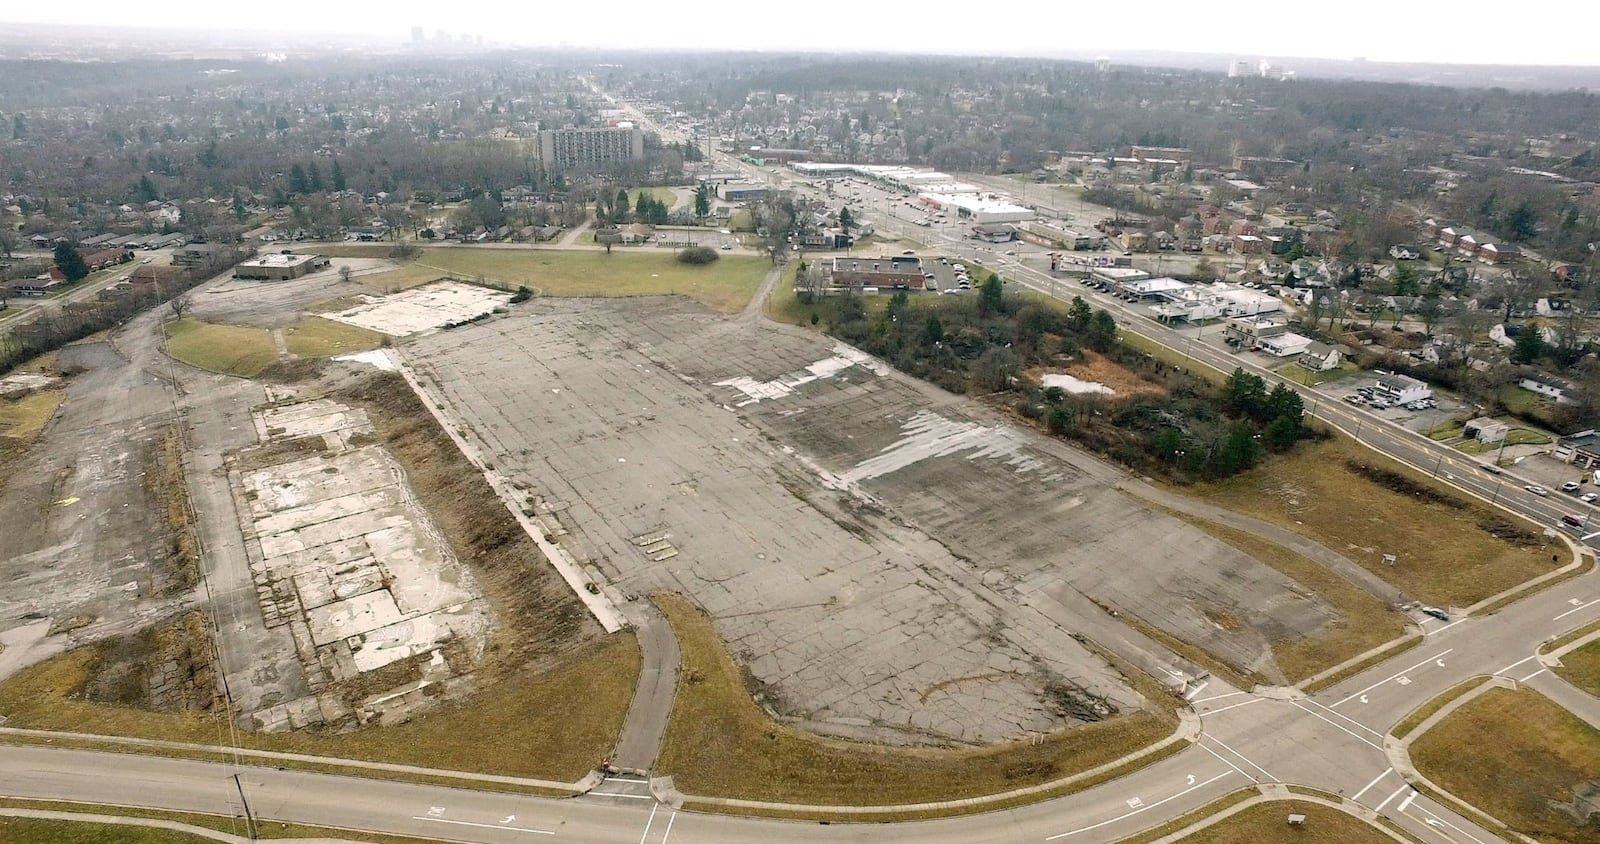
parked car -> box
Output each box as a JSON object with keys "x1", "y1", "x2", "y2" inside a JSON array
[
  {"x1": 1563, "y1": 481, "x2": 1583, "y2": 493},
  {"x1": 1343, "y1": 394, "x2": 1364, "y2": 404},
  {"x1": 1525, "y1": 484, "x2": 1551, "y2": 496},
  {"x1": 1583, "y1": 493, "x2": 1598, "y2": 504},
  {"x1": 1420, "y1": 606, "x2": 1451, "y2": 622}
]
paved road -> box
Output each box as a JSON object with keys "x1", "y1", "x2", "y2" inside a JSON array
[{"x1": 9, "y1": 102, "x2": 1600, "y2": 843}]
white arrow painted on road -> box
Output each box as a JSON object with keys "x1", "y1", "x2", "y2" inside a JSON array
[
  {"x1": 501, "y1": 815, "x2": 516, "y2": 825},
  {"x1": 1187, "y1": 774, "x2": 1196, "y2": 785},
  {"x1": 1360, "y1": 694, "x2": 1369, "y2": 704},
  {"x1": 1425, "y1": 818, "x2": 1443, "y2": 827},
  {"x1": 1436, "y1": 659, "x2": 1446, "y2": 667}
]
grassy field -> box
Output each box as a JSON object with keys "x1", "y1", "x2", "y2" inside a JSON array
[
  {"x1": 1190, "y1": 438, "x2": 1555, "y2": 607},
  {"x1": 1117, "y1": 330, "x2": 1229, "y2": 384},
  {"x1": 1278, "y1": 360, "x2": 1360, "y2": 387},
  {"x1": 0, "y1": 632, "x2": 639, "y2": 781},
  {"x1": 1174, "y1": 516, "x2": 1408, "y2": 682},
  {"x1": 1175, "y1": 800, "x2": 1395, "y2": 843},
  {"x1": 1554, "y1": 635, "x2": 1600, "y2": 697},
  {"x1": 629, "y1": 186, "x2": 681, "y2": 208},
  {"x1": 414, "y1": 247, "x2": 769, "y2": 314},
  {"x1": 651, "y1": 592, "x2": 1176, "y2": 806},
  {"x1": 281, "y1": 316, "x2": 384, "y2": 358},
  {"x1": 0, "y1": 817, "x2": 218, "y2": 843},
  {"x1": 346, "y1": 262, "x2": 450, "y2": 295},
  {"x1": 1498, "y1": 384, "x2": 1562, "y2": 429},
  {"x1": 0, "y1": 389, "x2": 65, "y2": 441},
  {"x1": 1412, "y1": 687, "x2": 1600, "y2": 844},
  {"x1": 163, "y1": 319, "x2": 278, "y2": 378}
]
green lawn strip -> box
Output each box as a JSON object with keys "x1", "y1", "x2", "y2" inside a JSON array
[
  {"x1": 1552, "y1": 634, "x2": 1600, "y2": 697},
  {"x1": 1543, "y1": 619, "x2": 1600, "y2": 656},
  {"x1": 1410, "y1": 687, "x2": 1600, "y2": 843},
  {"x1": 417, "y1": 248, "x2": 768, "y2": 314},
  {"x1": 676, "y1": 739, "x2": 1193, "y2": 823},
  {"x1": 1390, "y1": 676, "x2": 1491, "y2": 740},
  {"x1": 163, "y1": 319, "x2": 279, "y2": 378},
  {"x1": 281, "y1": 316, "x2": 385, "y2": 358},
  {"x1": 0, "y1": 797, "x2": 445, "y2": 843}
]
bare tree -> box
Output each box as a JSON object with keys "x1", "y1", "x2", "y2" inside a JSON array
[
  {"x1": 338, "y1": 265, "x2": 354, "y2": 284},
  {"x1": 168, "y1": 293, "x2": 192, "y2": 319}
]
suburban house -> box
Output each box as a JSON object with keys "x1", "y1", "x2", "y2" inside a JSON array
[
  {"x1": 1374, "y1": 373, "x2": 1432, "y2": 404},
  {"x1": 1388, "y1": 244, "x2": 1422, "y2": 260},
  {"x1": 1464, "y1": 417, "x2": 1510, "y2": 445},
  {"x1": 1478, "y1": 242, "x2": 1521, "y2": 265},
  {"x1": 1297, "y1": 341, "x2": 1342, "y2": 371},
  {"x1": 1519, "y1": 372, "x2": 1576, "y2": 404},
  {"x1": 1556, "y1": 430, "x2": 1600, "y2": 469},
  {"x1": 1258, "y1": 331, "x2": 1313, "y2": 357}
]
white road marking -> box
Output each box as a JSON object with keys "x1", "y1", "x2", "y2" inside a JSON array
[
  {"x1": 1191, "y1": 690, "x2": 1246, "y2": 705},
  {"x1": 1186, "y1": 774, "x2": 1196, "y2": 785},
  {"x1": 1043, "y1": 771, "x2": 1234, "y2": 839},
  {"x1": 1493, "y1": 654, "x2": 1537, "y2": 676},
  {"x1": 427, "y1": 807, "x2": 445, "y2": 817},
  {"x1": 1292, "y1": 702, "x2": 1383, "y2": 750},
  {"x1": 1302, "y1": 698, "x2": 1383, "y2": 738},
  {"x1": 1406, "y1": 804, "x2": 1489, "y2": 844},
  {"x1": 1331, "y1": 650, "x2": 1454, "y2": 707},
  {"x1": 412, "y1": 817, "x2": 555, "y2": 835},
  {"x1": 1398, "y1": 791, "x2": 1418, "y2": 812},
  {"x1": 660, "y1": 811, "x2": 677, "y2": 844},
  {"x1": 1554, "y1": 598, "x2": 1600, "y2": 621},
  {"x1": 637, "y1": 803, "x2": 659, "y2": 844},
  {"x1": 1126, "y1": 797, "x2": 1143, "y2": 809},
  {"x1": 1203, "y1": 697, "x2": 1264, "y2": 716},
  {"x1": 1196, "y1": 741, "x2": 1248, "y2": 780},
  {"x1": 1352, "y1": 767, "x2": 1393, "y2": 803},
  {"x1": 588, "y1": 791, "x2": 656, "y2": 800},
  {"x1": 1373, "y1": 784, "x2": 1410, "y2": 812},
  {"x1": 1184, "y1": 680, "x2": 1210, "y2": 701},
  {"x1": 1203, "y1": 734, "x2": 1276, "y2": 782},
  {"x1": 1520, "y1": 668, "x2": 1548, "y2": 682}
]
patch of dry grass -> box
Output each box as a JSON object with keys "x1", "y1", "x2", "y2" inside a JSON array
[
  {"x1": 163, "y1": 319, "x2": 278, "y2": 378},
  {"x1": 652, "y1": 592, "x2": 1176, "y2": 806},
  {"x1": 1554, "y1": 635, "x2": 1600, "y2": 698},
  {"x1": 0, "y1": 632, "x2": 638, "y2": 781},
  {"x1": 281, "y1": 316, "x2": 385, "y2": 358},
  {"x1": 0, "y1": 388, "x2": 65, "y2": 441},
  {"x1": 1191, "y1": 438, "x2": 1555, "y2": 606},
  {"x1": 1176, "y1": 800, "x2": 1396, "y2": 843},
  {"x1": 415, "y1": 247, "x2": 769, "y2": 314},
  {"x1": 1411, "y1": 687, "x2": 1600, "y2": 844},
  {"x1": 0, "y1": 798, "x2": 446, "y2": 844},
  {"x1": 1172, "y1": 516, "x2": 1408, "y2": 682}
]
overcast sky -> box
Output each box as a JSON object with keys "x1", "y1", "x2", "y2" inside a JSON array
[{"x1": 0, "y1": 0, "x2": 1582, "y2": 66}]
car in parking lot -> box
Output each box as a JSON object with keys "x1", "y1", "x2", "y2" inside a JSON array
[
  {"x1": 1343, "y1": 394, "x2": 1364, "y2": 404},
  {"x1": 1563, "y1": 481, "x2": 1583, "y2": 493},
  {"x1": 1525, "y1": 484, "x2": 1551, "y2": 496},
  {"x1": 1583, "y1": 492, "x2": 1598, "y2": 504}
]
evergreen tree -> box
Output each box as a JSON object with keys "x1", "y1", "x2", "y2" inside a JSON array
[
  {"x1": 288, "y1": 164, "x2": 309, "y2": 195},
  {"x1": 979, "y1": 275, "x2": 1005, "y2": 316},
  {"x1": 331, "y1": 159, "x2": 347, "y2": 192},
  {"x1": 308, "y1": 161, "x2": 324, "y2": 193},
  {"x1": 838, "y1": 205, "x2": 855, "y2": 231},
  {"x1": 231, "y1": 191, "x2": 249, "y2": 222},
  {"x1": 136, "y1": 174, "x2": 160, "y2": 203},
  {"x1": 1086, "y1": 309, "x2": 1118, "y2": 351},
  {"x1": 693, "y1": 184, "x2": 711, "y2": 222},
  {"x1": 1511, "y1": 327, "x2": 1545, "y2": 364},
  {"x1": 1067, "y1": 296, "x2": 1093, "y2": 331},
  {"x1": 53, "y1": 242, "x2": 90, "y2": 282}
]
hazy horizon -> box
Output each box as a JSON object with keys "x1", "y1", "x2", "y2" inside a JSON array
[{"x1": 1, "y1": 1, "x2": 1591, "y2": 68}]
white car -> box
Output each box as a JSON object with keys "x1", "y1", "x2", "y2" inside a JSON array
[
  {"x1": 1583, "y1": 493, "x2": 1598, "y2": 504},
  {"x1": 1525, "y1": 485, "x2": 1551, "y2": 497}
]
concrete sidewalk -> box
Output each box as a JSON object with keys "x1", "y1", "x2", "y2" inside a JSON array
[{"x1": 610, "y1": 600, "x2": 681, "y2": 772}]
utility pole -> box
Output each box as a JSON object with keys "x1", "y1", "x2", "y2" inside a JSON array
[{"x1": 234, "y1": 773, "x2": 258, "y2": 840}]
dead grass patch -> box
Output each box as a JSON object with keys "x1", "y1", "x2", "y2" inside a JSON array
[
  {"x1": 142, "y1": 427, "x2": 199, "y2": 595},
  {"x1": 1554, "y1": 635, "x2": 1600, "y2": 698},
  {"x1": 1057, "y1": 350, "x2": 1169, "y2": 398},
  {"x1": 1175, "y1": 800, "x2": 1395, "y2": 843},
  {"x1": 0, "y1": 798, "x2": 448, "y2": 844},
  {"x1": 1411, "y1": 687, "x2": 1600, "y2": 843},
  {"x1": 0, "y1": 632, "x2": 638, "y2": 781},
  {"x1": 1190, "y1": 438, "x2": 1555, "y2": 606},
  {"x1": 653, "y1": 592, "x2": 1175, "y2": 806}
]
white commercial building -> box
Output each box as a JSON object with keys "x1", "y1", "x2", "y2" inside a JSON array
[
  {"x1": 916, "y1": 192, "x2": 1035, "y2": 224},
  {"x1": 1259, "y1": 331, "x2": 1313, "y2": 357},
  {"x1": 1210, "y1": 283, "x2": 1282, "y2": 316}
]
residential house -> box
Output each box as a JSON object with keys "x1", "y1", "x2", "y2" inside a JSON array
[
  {"x1": 1518, "y1": 372, "x2": 1576, "y2": 404},
  {"x1": 1478, "y1": 242, "x2": 1521, "y2": 265},
  {"x1": 1388, "y1": 244, "x2": 1423, "y2": 260},
  {"x1": 1298, "y1": 342, "x2": 1343, "y2": 371}
]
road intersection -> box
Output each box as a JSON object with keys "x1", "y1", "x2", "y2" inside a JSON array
[{"x1": 7, "y1": 135, "x2": 1600, "y2": 842}]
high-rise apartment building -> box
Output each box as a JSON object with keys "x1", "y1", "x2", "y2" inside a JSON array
[{"x1": 536, "y1": 126, "x2": 645, "y2": 173}]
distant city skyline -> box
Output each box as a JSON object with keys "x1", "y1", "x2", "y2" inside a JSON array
[{"x1": 0, "y1": 1, "x2": 1586, "y2": 67}]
